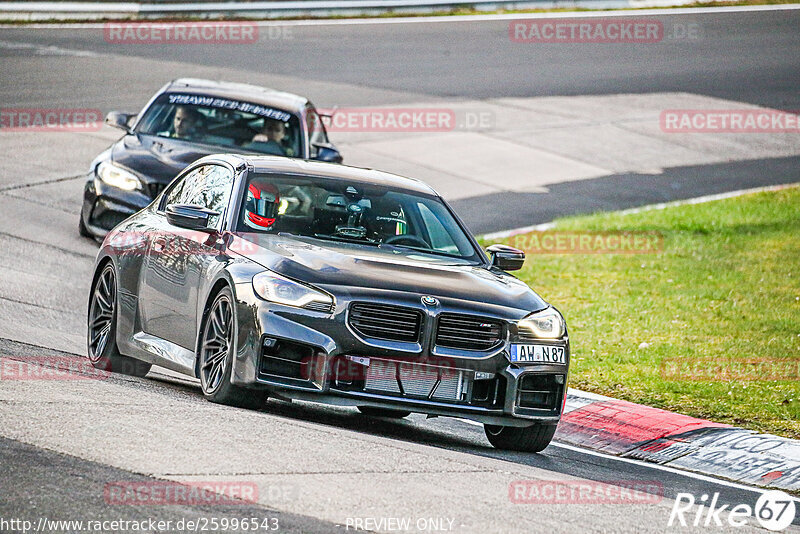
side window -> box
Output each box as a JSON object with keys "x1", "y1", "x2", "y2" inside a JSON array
[{"x1": 163, "y1": 164, "x2": 234, "y2": 228}]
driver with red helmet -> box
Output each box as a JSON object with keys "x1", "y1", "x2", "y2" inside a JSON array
[{"x1": 244, "y1": 179, "x2": 280, "y2": 231}]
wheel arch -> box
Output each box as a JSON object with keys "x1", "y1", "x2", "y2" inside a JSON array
[{"x1": 193, "y1": 274, "x2": 235, "y2": 378}]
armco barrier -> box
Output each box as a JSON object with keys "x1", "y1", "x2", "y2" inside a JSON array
[{"x1": 0, "y1": 0, "x2": 701, "y2": 21}]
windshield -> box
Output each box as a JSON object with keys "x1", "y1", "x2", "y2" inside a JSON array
[
  {"x1": 236, "y1": 173, "x2": 481, "y2": 263},
  {"x1": 135, "y1": 93, "x2": 303, "y2": 157}
]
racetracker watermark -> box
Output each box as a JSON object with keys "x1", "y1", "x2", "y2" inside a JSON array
[
  {"x1": 661, "y1": 358, "x2": 800, "y2": 382},
  {"x1": 509, "y1": 19, "x2": 702, "y2": 44},
  {"x1": 0, "y1": 356, "x2": 110, "y2": 381},
  {"x1": 661, "y1": 110, "x2": 800, "y2": 133},
  {"x1": 315, "y1": 108, "x2": 494, "y2": 132},
  {"x1": 106, "y1": 230, "x2": 663, "y2": 257},
  {"x1": 104, "y1": 481, "x2": 259, "y2": 505},
  {"x1": 509, "y1": 480, "x2": 664, "y2": 504},
  {"x1": 0, "y1": 108, "x2": 102, "y2": 132},
  {"x1": 511, "y1": 19, "x2": 661, "y2": 43},
  {"x1": 300, "y1": 356, "x2": 463, "y2": 383},
  {"x1": 106, "y1": 231, "x2": 301, "y2": 257},
  {"x1": 510, "y1": 231, "x2": 664, "y2": 254},
  {"x1": 103, "y1": 22, "x2": 264, "y2": 44}
]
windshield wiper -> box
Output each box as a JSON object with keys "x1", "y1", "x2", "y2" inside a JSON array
[
  {"x1": 279, "y1": 232, "x2": 458, "y2": 257},
  {"x1": 310, "y1": 234, "x2": 381, "y2": 247},
  {"x1": 380, "y1": 243, "x2": 460, "y2": 259}
]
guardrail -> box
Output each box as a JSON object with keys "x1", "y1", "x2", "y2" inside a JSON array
[{"x1": 0, "y1": 0, "x2": 693, "y2": 21}]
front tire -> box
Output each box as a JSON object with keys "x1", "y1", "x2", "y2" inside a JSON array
[
  {"x1": 199, "y1": 287, "x2": 267, "y2": 410},
  {"x1": 87, "y1": 263, "x2": 151, "y2": 377},
  {"x1": 484, "y1": 423, "x2": 557, "y2": 452},
  {"x1": 78, "y1": 212, "x2": 92, "y2": 238}
]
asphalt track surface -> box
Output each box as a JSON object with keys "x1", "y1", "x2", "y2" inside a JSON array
[
  {"x1": 1, "y1": 8, "x2": 799, "y2": 533},
  {"x1": 1, "y1": 9, "x2": 799, "y2": 108},
  {"x1": 2, "y1": 8, "x2": 800, "y2": 233}
]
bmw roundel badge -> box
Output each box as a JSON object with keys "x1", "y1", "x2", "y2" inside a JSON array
[{"x1": 421, "y1": 296, "x2": 439, "y2": 306}]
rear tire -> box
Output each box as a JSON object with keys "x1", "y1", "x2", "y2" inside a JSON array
[
  {"x1": 199, "y1": 287, "x2": 268, "y2": 410},
  {"x1": 87, "y1": 263, "x2": 152, "y2": 377},
  {"x1": 357, "y1": 406, "x2": 411, "y2": 419},
  {"x1": 484, "y1": 423, "x2": 557, "y2": 452}
]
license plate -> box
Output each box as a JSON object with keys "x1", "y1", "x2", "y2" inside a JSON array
[{"x1": 509, "y1": 344, "x2": 566, "y2": 364}]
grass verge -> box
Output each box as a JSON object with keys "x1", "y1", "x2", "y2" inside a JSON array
[{"x1": 485, "y1": 186, "x2": 800, "y2": 439}]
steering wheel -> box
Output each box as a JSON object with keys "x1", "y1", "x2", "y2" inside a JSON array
[{"x1": 384, "y1": 234, "x2": 431, "y2": 249}]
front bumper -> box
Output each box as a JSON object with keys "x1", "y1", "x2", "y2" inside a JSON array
[
  {"x1": 231, "y1": 283, "x2": 569, "y2": 427},
  {"x1": 81, "y1": 172, "x2": 160, "y2": 237}
]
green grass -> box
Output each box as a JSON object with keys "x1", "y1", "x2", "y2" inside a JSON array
[{"x1": 484, "y1": 186, "x2": 800, "y2": 439}]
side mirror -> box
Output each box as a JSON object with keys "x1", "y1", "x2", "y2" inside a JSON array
[
  {"x1": 105, "y1": 111, "x2": 136, "y2": 132},
  {"x1": 165, "y1": 204, "x2": 219, "y2": 232},
  {"x1": 312, "y1": 143, "x2": 343, "y2": 163},
  {"x1": 487, "y1": 244, "x2": 525, "y2": 271}
]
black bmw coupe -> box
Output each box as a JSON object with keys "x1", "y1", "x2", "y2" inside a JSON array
[
  {"x1": 87, "y1": 154, "x2": 569, "y2": 452},
  {"x1": 80, "y1": 78, "x2": 341, "y2": 238}
]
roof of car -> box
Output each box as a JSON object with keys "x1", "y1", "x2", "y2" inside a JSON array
[
  {"x1": 203, "y1": 154, "x2": 438, "y2": 196},
  {"x1": 165, "y1": 78, "x2": 309, "y2": 114}
]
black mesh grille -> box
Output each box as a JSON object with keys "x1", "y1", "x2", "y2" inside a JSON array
[
  {"x1": 348, "y1": 303, "x2": 422, "y2": 342},
  {"x1": 435, "y1": 314, "x2": 503, "y2": 351}
]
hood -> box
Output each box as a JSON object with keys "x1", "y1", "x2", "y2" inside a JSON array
[
  {"x1": 110, "y1": 134, "x2": 235, "y2": 184},
  {"x1": 230, "y1": 233, "x2": 547, "y2": 316}
]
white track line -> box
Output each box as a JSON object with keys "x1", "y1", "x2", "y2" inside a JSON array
[
  {"x1": 5, "y1": 3, "x2": 800, "y2": 29},
  {"x1": 481, "y1": 182, "x2": 800, "y2": 240},
  {"x1": 0, "y1": 37, "x2": 100, "y2": 55}
]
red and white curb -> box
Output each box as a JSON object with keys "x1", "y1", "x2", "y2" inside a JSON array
[{"x1": 558, "y1": 389, "x2": 800, "y2": 492}]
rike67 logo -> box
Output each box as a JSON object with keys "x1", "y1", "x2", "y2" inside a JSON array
[{"x1": 669, "y1": 490, "x2": 797, "y2": 531}]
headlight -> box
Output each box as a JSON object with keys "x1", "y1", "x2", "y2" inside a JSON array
[
  {"x1": 517, "y1": 308, "x2": 565, "y2": 339},
  {"x1": 252, "y1": 270, "x2": 333, "y2": 309},
  {"x1": 97, "y1": 161, "x2": 141, "y2": 191}
]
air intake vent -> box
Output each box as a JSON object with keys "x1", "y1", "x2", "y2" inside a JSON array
[
  {"x1": 303, "y1": 300, "x2": 334, "y2": 313},
  {"x1": 517, "y1": 374, "x2": 563, "y2": 411},
  {"x1": 348, "y1": 303, "x2": 422, "y2": 342},
  {"x1": 435, "y1": 314, "x2": 503, "y2": 351}
]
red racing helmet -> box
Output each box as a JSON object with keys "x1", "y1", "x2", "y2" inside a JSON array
[{"x1": 244, "y1": 180, "x2": 280, "y2": 230}]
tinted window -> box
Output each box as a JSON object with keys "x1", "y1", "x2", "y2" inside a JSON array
[
  {"x1": 237, "y1": 173, "x2": 480, "y2": 263},
  {"x1": 136, "y1": 93, "x2": 302, "y2": 158},
  {"x1": 164, "y1": 164, "x2": 234, "y2": 228}
]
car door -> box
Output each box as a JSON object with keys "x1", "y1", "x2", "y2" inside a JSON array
[{"x1": 139, "y1": 163, "x2": 235, "y2": 350}]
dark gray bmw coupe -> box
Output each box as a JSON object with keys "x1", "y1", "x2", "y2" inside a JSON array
[
  {"x1": 87, "y1": 154, "x2": 569, "y2": 452},
  {"x1": 80, "y1": 78, "x2": 341, "y2": 239}
]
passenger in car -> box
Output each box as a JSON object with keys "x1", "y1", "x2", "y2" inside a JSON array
[{"x1": 245, "y1": 118, "x2": 292, "y2": 156}]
